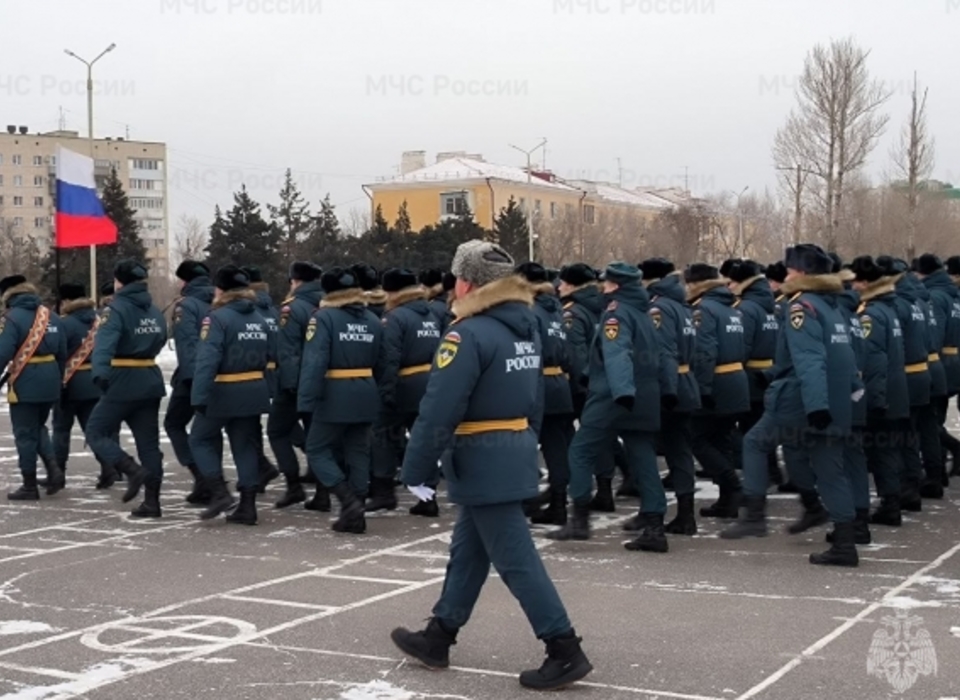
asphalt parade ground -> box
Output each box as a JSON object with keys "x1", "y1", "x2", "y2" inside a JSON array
[{"x1": 2, "y1": 355, "x2": 960, "y2": 699}]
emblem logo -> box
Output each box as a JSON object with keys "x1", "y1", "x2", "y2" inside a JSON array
[
  {"x1": 173, "y1": 305, "x2": 183, "y2": 325},
  {"x1": 692, "y1": 310, "x2": 702, "y2": 328},
  {"x1": 279, "y1": 305, "x2": 291, "y2": 328},
  {"x1": 860, "y1": 314, "x2": 872, "y2": 339},
  {"x1": 867, "y1": 607, "x2": 937, "y2": 694},
  {"x1": 199, "y1": 317, "x2": 211, "y2": 341},
  {"x1": 604, "y1": 318, "x2": 619, "y2": 340},
  {"x1": 436, "y1": 340, "x2": 459, "y2": 369},
  {"x1": 790, "y1": 304, "x2": 805, "y2": 330},
  {"x1": 305, "y1": 318, "x2": 317, "y2": 342},
  {"x1": 650, "y1": 308, "x2": 662, "y2": 330},
  {"x1": 100, "y1": 308, "x2": 111, "y2": 325}
]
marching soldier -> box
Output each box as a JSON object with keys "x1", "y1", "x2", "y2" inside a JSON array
[
  {"x1": 391, "y1": 241, "x2": 592, "y2": 691},
  {"x1": 268, "y1": 261, "x2": 323, "y2": 509},
  {"x1": 98, "y1": 281, "x2": 115, "y2": 309},
  {"x1": 722, "y1": 244, "x2": 861, "y2": 567},
  {"x1": 164, "y1": 260, "x2": 215, "y2": 505},
  {"x1": 353, "y1": 262, "x2": 387, "y2": 318},
  {"x1": 367, "y1": 268, "x2": 442, "y2": 516},
  {"x1": 189, "y1": 266, "x2": 272, "y2": 525},
  {"x1": 0, "y1": 275, "x2": 66, "y2": 500},
  {"x1": 685, "y1": 263, "x2": 750, "y2": 519},
  {"x1": 85, "y1": 260, "x2": 167, "y2": 516},
  {"x1": 299, "y1": 267, "x2": 383, "y2": 534},
  {"x1": 549, "y1": 262, "x2": 666, "y2": 552},
  {"x1": 419, "y1": 268, "x2": 447, "y2": 322}
]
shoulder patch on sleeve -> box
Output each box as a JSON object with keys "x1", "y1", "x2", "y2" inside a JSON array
[
  {"x1": 305, "y1": 317, "x2": 317, "y2": 342},
  {"x1": 692, "y1": 309, "x2": 702, "y2": 328},
  {"x1": 172, "y1": 304, "x2": 183, "y2": 325},
  {"x1": 435, "y1": 338, "x2": 459, "y2": 369},
  {"x1": 100, "y1": 307, "x2": 111, "y2": 325},
  {"x1": 649, "y1": 307, "x2": 662, "y2": 330},
  {"x1": 0, "y1": 316, "x2": 5, "y2": 335},
  {"x1": 603, "y1": 317, "x2": 620, "y2": 340},
  {"x1": 860, "y1": 314, "x2": 872, "y2": 338},
  {"x1": 444, "y1": 330, "x2": 462, "y2": 344},
  {"x1": 199, "y1": 316, "x2": 211, "y2": 341},
  {"x1": 789, "y1": 303, "x2": 806, "y2": 330},
  {"x1": 279, "y1": 305, "x2": 291, "y2": 327}
]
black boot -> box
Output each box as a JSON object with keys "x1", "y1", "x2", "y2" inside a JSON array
[
  {"x1": 364, "y1": 477, "x2": 398, "y2": 512},
  {"x1": 523, "y1": 490, "x2": 551, "y2": 517},
  {"x1": 919, "y1": 477, "x2": 945, "y2": 499},
  {"x1": 7, "y1": 472, "x2": 40, "y2": 501},
  {"x1": 546, "y1": 502, "x2": 590, "y2": 541},
  {"x1": 624, "y1": 513, "x2": 669, "y2": 552},
  {"x1": 199, "y1": 477, "x2": 236, "y2": 520},
  {"x1": 409, "y1": 497, "x2": 440, "y2": 517},
  {"x1": 900, "y1": 483, "x2": 923, "y2": 512},
  {"x1": 115, "y1": 456, "x2": 148, "y2": 504},
  {"x1": 615, "y1": 478, "x2": 640, "y2": 498},
  {"x1": 810, "y1": 521, "x2": 859, "y2": 567},
  {"x1": 519, "y1": 629, "x2": 593, "y2": 690},
  {"x1": 588, "y1": 477, "x2": 615, "y2": 513},
  {"x1": 390, "y1": 618, "x2": 457, "y2": 669},
  {"x1": 300, "y1": 470, "x2": 318, "y2": 485},
  {"x1": 130, "y1": 480, "x2": 162, "y2": 518},
  {"x1": 531, "y1": 489, "x2": 567, "y2": 526},
  {"x1": 95, "y1": 465, "x2": 118, "y2": 490},
  {"x1": 274, "y1": 474, "x2": 307, "y2": 509},
  {"x1": 700, "y1": 482, "x2": 741, "y2": 519},
  {"x1": 331, "y1": 482, "x2": 365, "y2": 533},
  {"x1": 777, "y1": 480, "x2": 800, "y2": 494},
  {"x1": 664, "y1": 493, "x2": 698, "y2": 536},
  {"x1": 41, "y1": 454, "x2": 65, "y2": 495},
  {"x1": 870, "y1": 495, "x2": 902, "y2": 526},
  {"x1": 660, "y1": 473, "x2": 674, "y2": 491},
  {"x1": 305, "y1": 486, "x2": 332, "y2": 512},
  {"x1": 256, "y1": 457, "x2": 280, "y2": 495},
  {"x1": 720, "y1": 495, "x2": 768, "y2": 539},
  {"x1": 184, "y1": 464, "x2": 211, "y2": 506},
  {"x1": 786, "y1": 489, "x2": 830, "y2": 534},
  {"x1": 226, "y1": 489, "x2": 258, "y2": 525},
  {"x1": 827, "y1": 508, "x2": 871, "y2": 545}
]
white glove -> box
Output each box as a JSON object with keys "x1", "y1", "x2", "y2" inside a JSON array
[{"x1": 407, "y1": 484, "x2": 436, "y2": 501}]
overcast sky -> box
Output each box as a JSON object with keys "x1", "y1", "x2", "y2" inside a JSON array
[{"x1": 4, "y1": 0, "x2": 958, "y2": 231}]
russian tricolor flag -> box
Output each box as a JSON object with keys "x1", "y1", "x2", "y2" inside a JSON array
[{"x1": 55, "y1": 146, "x2": 118, "y2": 248}]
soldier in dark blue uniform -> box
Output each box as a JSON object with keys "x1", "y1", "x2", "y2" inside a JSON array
[
  {"x1": 353, "y1": 262, "x2": 387, "y2": 318},
  {"x1": 164, "y1": 260, "x2": 214, "y2": 505},
  {"x1": 241, "y1": 265, "x2": 281, "y2": 494},
  {"x1": 550, "y1": 262, "x2": 666, "y2": 552},
  {"x1": 85, "y1": 260, "x2": 167, "y2": 516},
  {"x1": 367, "y1": 268, "x2": 442, "y2": 516},
  {"x1": 419, "y1": 268, "x2": 448, "y2": 325},
  {"x1": 268, "y1": 261, "x2": 323, "y2": 509},
  {"x1": 189, "y1": 266, "x2": 272, "y2": 525},
  {"x1": 0, "y1": 275, "x2": 67, "y2": 500},
  {"x1": 685, "y1": 263, "x2": 750, "y2": 519},
  {"x1": 53, "y1": 283, "x2": 111, "y2": 488},
  {"x1": 98, "y1": 281, "x2": 115, "y2": 308},
  {"x1": 722, "y1": 245, "x2": 861, "y2": 567},
  {"x1": 391, "y1": 241, "x2": 592, "y2": 691},
  {"x1": 516, "y1": 262, "x2": 574, "y2": 527},
  {"x1": 949, "y1": 255, "x2": 960, "y2": 475},
  {"x1": 299, "y1": 267, "x2": 383, "y2": 534}
]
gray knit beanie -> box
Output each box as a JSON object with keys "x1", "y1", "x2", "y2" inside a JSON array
[{"x1": 451, "y1": 240, "x2": 515, "y2": 287}]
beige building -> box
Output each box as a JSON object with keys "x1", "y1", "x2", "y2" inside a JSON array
[{"x1": 0, "y1": 125, "x2": 169, "y2": 277}]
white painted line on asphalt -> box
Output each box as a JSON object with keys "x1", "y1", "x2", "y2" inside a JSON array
[
  {"x1": 0, "y1": 517, "x2": 112, "y2": 539},
  {"x1": 0, "y1": 660, "x2": 82, "y2": 681},
  {"x1": 221, "y1": 595, "x2": 339, "y2": 611},
  {"x1": 734, "y1": 540, "x2": 960, "y2": 700},
  {"x1": 319, "y1": 573, "x2": 420, "y2": 586},
  {"x1": 0, "y1": 522, "x2": 195, "y2": 564}
]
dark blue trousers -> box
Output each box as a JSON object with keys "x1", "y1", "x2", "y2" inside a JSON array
[
  {"x1": 267, "y1": 391, "x2": 309, "y2": 478},
  {"x1": 569, "y1": 425, "x2": 665, "y2": 513},
  {"x1": 86, "y1": 398, "x2": 163, "y2": 482},
  {"x1": 305, "y1": 420, "x2": 371, "y2": 496},
  {"x1": 190, "y1": 414, "x2": 260, "y2": 490},
  {"x1": 163, "y1": 382, "x2": 197, "y2": 468},
  {"x1": 10, "y1": 403, "x2": 53, "y2": 476},
  {"x1": 661, "y1": 411, "x2": 696, "y2": 497},
  {"x1": 53, "y1": 399, "x2": 107, "y2": 469}
]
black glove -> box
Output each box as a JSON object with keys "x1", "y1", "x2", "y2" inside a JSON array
[
  {"x1": 93, "y1": 376, "x2": 109, "y2": 393},
  {"x1": 615, "y1": 395, "x2": 635, "y2": 412},
  {"x1": 194, "y1": 405, "x2": 207, "y2": 416},
  {"x1": 807, "y1": 409, "x2": 832, "y2": 431},
  {"x1": 756, "y1": 372, "x2": 771, "y2": 391},
  {"x1": 661, "y1": 394, "x2": 678, "y2": 412},
  {"x1": 700, "y1": 394, "x2": 716, "y2": 410}
]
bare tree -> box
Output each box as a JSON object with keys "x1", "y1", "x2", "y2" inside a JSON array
[
  {"x1": 342, "y1": 207, "x2": 371, "y2": 238},
  {"x1": 890, "y1": 72, "x2": 935, "y2": 260},
  {"x1": 775, "y1": 37, "x2": 891, "y2": 251},
  {"x1": 173, "y1": 214, "x2": 208, "y2": 266},
  {"x1": 0, "y1": 212, "x2": 43, "y2": 281}
]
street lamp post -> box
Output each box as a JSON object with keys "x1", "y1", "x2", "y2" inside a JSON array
[
  {"x1": 509, "y1": 139, "x2": 547, "y2": 262},
  {"x1": 722, "y1": 186, "x2": 749, "y2": 258},
  {"x1": 64, "y1": 43, "x2": 117, "y2": 301}
]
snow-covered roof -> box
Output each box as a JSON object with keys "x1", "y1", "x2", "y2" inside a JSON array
[
  {"x1": 371, "y1": 157, "x2": 579, "y2": 192},
  {"x1": 566, "y1": 180, "x2": 676, "y2": 210}
]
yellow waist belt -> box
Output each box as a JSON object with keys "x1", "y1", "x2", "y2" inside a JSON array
[
  {"x1": 26, "y1": 355, "x2": 55, "y2": 364},
  {"x1": 266, "y1": 361, "x2": 277, "y2": 370},
  {"x1": 455, "y1": 418, "x2": 529, "y2": 436},
  {"x1": 77, "y1": 363, "x2": 92, "y2": 371},
  {"x1": 905, "y1": 362, "x2": 929, "y2": 374},
  {"x1": 746, "y1": 359, "x2": 774, "y2": 370},
  {"x1": 928, "y1": 353, "x2": 941, "y2": 362},
  {"x1": 111, "y1": 358, "x2": 156, "y2": 368},
  {"x1": 325, "y1": 368, "x2": 373, "y2": 379},
  {"x1": 943, "y1": 346, "x2": 959, "y2": 356},
  {"x1": 543, "y1": 366, "x2": 565, "y2": 377},
  {"x1": 715, "y1": 362, "x2": 744, "y2": 375},
  {"x1": 678, "y1": 364, "x2": 690, "y2": 374},
  {"x1": 398, "y1": 364, "x2": 431, "y2": 377},
  {"x1": 215, "y1": 371, "x2": 264, "y2": 383}
]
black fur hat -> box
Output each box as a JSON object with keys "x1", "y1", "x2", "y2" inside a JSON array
[
  {"x1": 99, "y1": 281, "x2": 115, "y2": 298},
  {"x1": 241, "y1": 265, "x2": 264, "y2": 283},
  {"x1": 59, "y1": 283, "x2": 86, "y2": 301},
  {"x1": 765, "y1": 261, "x2": 787, "y2": 283},
  {"x1": 727, "y1": 259, "x2": 763, "y2": 284},
  {"x1": 916, "y1": 253, "x2": 943, "y2": 276},
  {"x1": 321, "y1": 266, "x2": 359, "y2": 294},
  {"x1": 382, "y1": 268, "x2": 418, "y2": 293},
  {"x1": 214, "y1": 265, "x2": 250, "y2": 291},
  {"x1": 849, "y1": 255, "x2": 885, "y2": 283},
  {"x1": 558, "y1": 262, "x2": 597, "y2": 287},
  {"x1": 684, "y1": 263, "x2": 719, "y2": 284},
  {"x1": 639, "y1": 257, "x2": 675, "y2": 281},
  {"x1": 289, "y1": 261, "x2": 322, "y2": 283},
  {"x1": 828, "y1": 252, "x2": 844, "y2": 274},
  {"x1": 515, "y1": 261, "x2": 549, "y2": 283},
  {"x1": 442, "y1": 271, "x2": 456, "y2": 292},
  {"x1": 175, "y1": 260, "x2": 209, "y2": 283},
  {"x1": 784, "y1": 244, "x2": 833, "y2": 275},
  {"x1": 719, "y1": 258, "x2": 739, "y2": 279},
  {"x1": 946, "y1": 255, "x2": 960, "y2": 276},
  {"x1": 351, "y1": 263, "x2": 380, "y2": 291},
  {"x1": 418, "y1": 268, "x2": 443, "y2": 288},
  {"x1": 114, "y1": 259, "x2": 148, "y2": 285},
  {"x1": 876, "y1": 255, "x2": 909, "y2": 277},
  {"x1": 0, "y1": 275, "x2": 27, "y2": 297}
]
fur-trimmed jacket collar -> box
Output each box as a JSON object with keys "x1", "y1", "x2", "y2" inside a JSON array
[
  {"x1": 212, "y1": 288, "x2": 257, "y2": 309},
  {"x1": 385, "y1": 286, "x2": 427, "y2": 312},
  {"x1": 249, "y1": 281, "x2": 270, "y2": 293},
  {"x1": 425, "y1": 283, "x2": 444, "y2": 301},
  {"x1": 61, "y1": 298, "x2": 96, "y2": 316},
  {"x1": 321, "y1": 288, "x2": 367, "y2": 309},
  {"x1": 643, "y1": 270, "x2": 682, "y2": 288},
  {"x1": 532, "y1": 281, "x2": 557, "y2": 297},
  {"x1": 858, "y1": 277, "x2": 897, "y2": 303},
  {"x1": 780, "y1": 274, "x2": 844, "y2": 296},
  {"x1": 1, "y1": 282, "x2": 38, "y2": 307},
  {"x1": 686, "y1": 278, "x2": 726, "y2": 303},
  {"x1": 452, "y1": 275, "x2": 534, "y2": 321},
  {"x1": 365, "y1": 289, "x2": 388, "y2": 306},
  {"x1": 732, "y1": 274, "x2": 765, "y2": 296}
]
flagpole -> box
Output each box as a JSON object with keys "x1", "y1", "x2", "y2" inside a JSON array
[{"x1": 55, "y1": 248, "x2": 62, "y2": 315}]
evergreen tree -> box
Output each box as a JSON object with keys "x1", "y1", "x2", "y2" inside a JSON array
[
  {"x1": 300, "y1": 194, "x2": 344, "y2": 264},
  {"x1": 266, "y1": 168, "x2": 312, "y2": 261},
  {"x1": 394, "y1": 200, "x2": 412, "y2": 235},
  {"x1": 413, "y1": 204, "x2": 487, "y2": 270},
  {"x1": 494, "y1": 196, "x2": 531, "y2": 263},
  {"x1": 205, "y1": 186, "x2": 283, "y2": 294}
]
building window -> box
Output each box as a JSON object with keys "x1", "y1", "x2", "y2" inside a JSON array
[
  {"x1": 12, "y1": 155, "x2": 22, "y2": 165},
  {"x1": 34, "y1": 175, "x2": 43, "y2": 186},
  {"x1": 583, "y1": 204, "x2": 595, "y2": 225},
  {"x1": 13, "y1": 175, "x2": 22, "y2": 187},
  {"x1": 130, "y1": 179, "x2": 156, "y2": 191},
  {"x1": 550, "y1": 202, "x2": 558, "y2": 219},
  {"x1": 0, "y1": 196, "x2": 3, "y2": 206},
  {"x1": 34, "y1": 217, "x2": 46, "y2": 229},
  {"x1": 13, "y1": 196, "x2": 23, "y2": 206},
  {"x1": 0, "y1": 175, "x2": 3, "y2": 186},
  {"x1": 12, "y1": 217, "x2": 23, "y2": 228},
  {"x1": 131, "y1": 158, "x2": 159, "y2": 170},
  {"x1": 440, "y1": 191, "x2": 469, "y2": 217},
  {"x1": 534, "y1": 199, "x2": 541, "y2": 214},
  {"x1": 32, "y1": 155, "x2": 42, "y2": 166},
  {"x1": 34, "y1": 196, "x2": 44, "y2": 207}
]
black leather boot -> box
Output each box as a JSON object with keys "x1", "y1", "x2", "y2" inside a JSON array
[
  {"x1": 184, "y1": 464, "x2": 211, "y2": 505},
  {"x1": 41, "y1": 453, "x2": 65, "y2": 495},
  {"x1": 900, "y1": 480, "x2": 923, "y2": 512},
  {"x1": 870, "y1": 495, "x2": 902, "y2": 526},
  {"x1": 7, "y1": 472, "x2": 40, "y2": 501},
  {"x1": 700, "y1": 482, "x2": 741, "y2": 519},
  {"x1": 519, "y1": 629, "x2": 593, "y2": 690},
  {"x1": 226, "y1": 489, "x2": 258, "y2": 525},
  {"x1": 130, "y1": 480, "x2": 162, "y2": 518},
  {"x1": 256, "y1": 456, "x2": 280, "y2": 494},
  {"x1": 390, "y1": 618, "x2": 458, "y2": 669},
  {"x1": 810, "y1": 521, "x2": 859, "y2": 567},
  {"x1": 624, "y1": 512, "x2": 668, "y2": 552},
  {"x1": 531, "y1": 489, "x2": 567, "y2": 526},
  {"x1": 274, "y1": 474, "x2": 306, "y2": 509},
  {"x1": 545, "y1": 502, "x2": 590, "y2": 541},
  {"x1": 786, "y1": 489, "x2": 830, "y2": 534},
  {"x1": 305, "y1": 485, "x2": 332, "y2": 512},
  {"x1": 409, "y1": 497, "x2": 440, "y2": 517},
  {"x1": 199, "y1": 477, "x2": 236, "y2": 520},
  {"x1": 720, "y1": 495, "x2": 768, "y2": 539},
  {"x1": 827, "y1": 508, "x2": 871, "y2": 545},
  {"x1": 664, "y1": 493, "x2": 697, "y2": 535},
  {"x1": 116, "y1": 456, "x2": 148, "y2": 504},
  {"x1": 364, "y1": 476, "x2": 398, "y2": 512},
  {"x1": 331, "y1": 482, "x2": 366, "y2": 533},
  {"x1": 95, "y1": 465, "x2": 118, "y2": 490},
  {"x1": 588, "y1": 477, "x2": 615, "y2": 512}
]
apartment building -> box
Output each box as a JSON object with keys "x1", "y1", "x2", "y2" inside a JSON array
[{"x1": 0, "y1": 125, "x2": 169, "y2": 277}]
